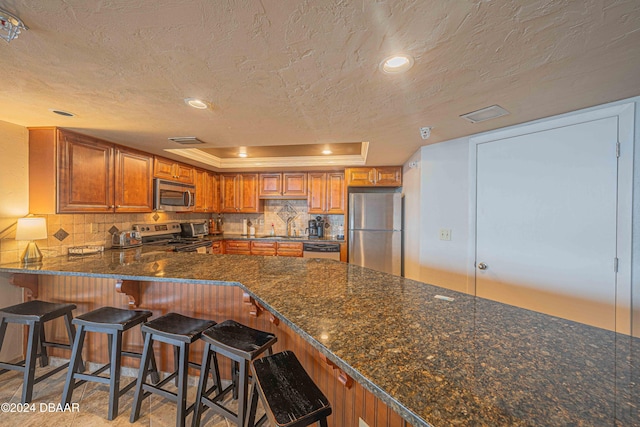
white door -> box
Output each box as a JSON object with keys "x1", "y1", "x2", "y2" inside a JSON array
[{"x1": 475, "y1": 117, "x2": 619, "y2": 330}]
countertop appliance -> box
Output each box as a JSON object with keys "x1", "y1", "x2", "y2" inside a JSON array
[
  {"x1": 133, "y1": 222, "x2": 213, "y2": 253},
  {"x1": 112, "y1": 230, "x2": 143, "y2": 249},
  {"x1": 348, "y1": 191, "x2": 403, "y2": 276},
  {"x1": 302, "y1": 242, "x2": 341, "y2": 260},
  {"x1": 180, "y1": 221, "x2": 208, "y2": 238},
  {"x1": 153, "y1": 179, "x2": 195, "y2": 212}
]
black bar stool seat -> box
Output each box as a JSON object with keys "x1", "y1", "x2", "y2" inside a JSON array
[
  {"x1": 192, "y1": 319, "x2": 277, "y2": 427},
  {"x1": 248, "y1": 351, "x2": 332, "y2": 427},
  {"x1": 130, "y1": 312, "x2": 216, "y2": 427},
  {"x1": 61, "y1": 306, "x2": 159, "y2": 420},
  {"x1": 0, "y1": 300, "x2": 79, "y2": 403}
]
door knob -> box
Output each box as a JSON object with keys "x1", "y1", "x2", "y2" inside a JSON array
[{"x1": 477, "y1": 262, "x2": 488, "y2": 270}]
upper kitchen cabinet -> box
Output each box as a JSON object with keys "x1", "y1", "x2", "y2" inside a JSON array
[
  {"x1": 345, "y1": 167, "x2": 402, "y2": 187},
  {"x1": 113, "y1": 147, "x2": 154, "y2": 212},
  {"x1": 194, "y1": 169, "x2": 219, "y2": 213},
  {"x1": 153, "y1": 156, "x2": 195, "y2": 184},
  {"x1": 308, "y1": 172, "x2": 345, "y2": 214},
  {"x1": 259, "y1": 172, "x2": 307, "y2": 198},
  {"x1": 220, "y1": 173, "x2": 261, "y2": 213},
  {"x1": 29, "y1": 128, "x2": 154, "y2": 213}
]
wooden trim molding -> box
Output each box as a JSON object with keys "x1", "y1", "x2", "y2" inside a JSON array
[
  {"x1": 242, "y1": 291, "x2": 279, "y2": 325},
  {"x1": 115, "y1": 279, "x2": 141, "y2": 308},
  {"x1": 320, "y1": 353, "x2": 354, "y2": 388}
]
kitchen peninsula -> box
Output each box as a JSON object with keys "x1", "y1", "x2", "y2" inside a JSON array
[{"x1": 0, "y1": 252, "x2": 634, "y2": 427}]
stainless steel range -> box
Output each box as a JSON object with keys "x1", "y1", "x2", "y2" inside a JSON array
[{"x1": 133, "y1": 222, "x2": 213, "y2": 253}]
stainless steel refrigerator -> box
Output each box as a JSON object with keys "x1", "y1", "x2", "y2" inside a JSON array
[{"x1": 348, "y1": 192, "x2": 403, "y2": 276}]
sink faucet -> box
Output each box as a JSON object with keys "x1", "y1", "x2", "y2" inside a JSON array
[{"x1": 286, "y1": 217, "x2": 294, "y2": 237}]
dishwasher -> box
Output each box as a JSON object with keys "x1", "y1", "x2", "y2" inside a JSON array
[{"x1": 302, "y1": 242, "x2": 341, "y2": 260}]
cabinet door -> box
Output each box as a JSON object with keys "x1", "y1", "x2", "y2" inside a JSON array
[
  {"x1": 345, "y1": 168, "x2": 375, "y2": 186},
  {"x1": 220, "y1": 174, "x2": 240, "y2": 212},
  {"x1": 307, "y1": 173, "x2": 326, "y2": 214},
  {"x1": 194, "y1": 169, "x2": 208, "y2": 212},
  {"x1": 239, "y1": 174, "x2": 260, "y2": 213},
  {"x1": 277, "y1": 242, "x2": 303, "y2": 257},
  {"x1": 58, "y1": 131, "x2": 114, "y2": 212},
  {"x1": 211, "y1": 241, "x2": 223, "y2": 254},
  {"x1": 374, "y1": 166, "x2": 402, "y2": 186},
  {"x1": 283, "y1": 173, "x2": 307, "y2": 198},
  {"x1": 326, "y1": 172, "x2": 345, "y2": 214},
  {"x1": 174, "y1": 163, "x2": 195, "y2": 184},
  {"x1": 153, "y1": 157, "x2": 176, "y2": 180},
  {"x1": 251, "y1": 241, "x2": 277, "y2": 256},
  {"x1": 259, "y1": 173, "x2": 282, "y2": 198},
  {"x1": 114, "y1": 147, "x2": 153, "y2": 212},
  {"x1": 224, "y1": 240, "x2": 251, "y2": 255},
  {"x1": 210, "y1": 172, "x2": 220, "y2": 213}
]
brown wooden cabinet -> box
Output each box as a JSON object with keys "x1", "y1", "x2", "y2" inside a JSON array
[
  {"x1": 308, "y1": 172, "x2": 345, "y2": 214},
  {"x1": 276, "y1": 242, "x2": 303, "y2": 257},
  {"x1": 259, "y1": 172, "x2": 307, "y2": 198},
  {"x1": 224, "y1": 240, "x2": 251, "y2": 255},
  {"x1": 153, "y1": 156, "x2": 194, "y2": 184},
  {"x1": 220, "y1": 173, "x2": 261, "y2": 213},
  {"x1": 113, "y1": 146, "x2": 154, "y2": 212},
  {"x1": 251, "y1": 241, "x2": 277, "y2": 256},
  {"x1": 211, "y1": 241, "x2": 223, "y2": 254},
  {"x1": 57, "y1": 130, "x2": 114, "y2": 213},
  {"x1": 345, "y1": 167, "x2": 402, "y2": 187},
  {"x1": 29, "y1": 128, "x2": 153, "y2": 213},
  {"x1": 194, "y1": 169, "x2": 219, "y2": 213}
]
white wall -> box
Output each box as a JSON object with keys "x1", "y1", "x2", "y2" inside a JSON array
[
  {"x1": 403, "y1": 137, "x2": 470, "y2": 293},
  {"x1": 0, "y1": 119, "x2": 28, "y2": 362},
  {"x1": 403, "y1": 97, "x2": 639, "y2": 336}
]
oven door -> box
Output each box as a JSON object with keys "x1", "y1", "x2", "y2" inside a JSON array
[{"x1": 154, "y1": 179, "x2": 195, "y2": 212}]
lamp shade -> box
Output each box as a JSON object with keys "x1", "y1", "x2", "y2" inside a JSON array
[{"x1": 15, "y1": 218, "x2": 47, "y2": 241}]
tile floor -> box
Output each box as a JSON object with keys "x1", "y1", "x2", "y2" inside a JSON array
[{"x1": 0, "y1": 365, "x2": 261, "y2": 427}]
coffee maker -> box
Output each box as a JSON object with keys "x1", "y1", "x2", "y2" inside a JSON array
[
  {"x1": 316, "y1": 216, "x2": 326, "y2": 239},
  {"x1": 307, "y1": 219, "x2": 318, "y2": 238}
]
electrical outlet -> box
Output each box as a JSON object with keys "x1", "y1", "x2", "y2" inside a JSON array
[
  {"x1": 359, "y1": 418, "x2": 370, "y2": 427},
  {"x1": 439, "y1": 229, "x2": 451, "y2": 241},
  {"x1": 420, "y1": 126, "x2": 432, "y2": 139}
]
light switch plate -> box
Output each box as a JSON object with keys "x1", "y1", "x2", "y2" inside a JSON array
[{"x1": 439, "y1": 229, "x2": 451, "y2": 241}]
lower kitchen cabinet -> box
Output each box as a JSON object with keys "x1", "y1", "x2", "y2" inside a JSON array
[
  {"x1": 251, "y1": 241, "x2": 277, "y2": 256},
  {"x1": 276, "y1": 242, "x2": 303, "y2": 257},
  {"x1": 224, "y1": 240, "x2": 251, "y2": 255},
  {"x1": 211, "y1": 241, "x2": 223, "y2": 254}
]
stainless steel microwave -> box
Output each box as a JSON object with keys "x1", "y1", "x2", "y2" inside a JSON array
[{"x1": 153, "y1": 179, "x2": 195, "y2": 212}]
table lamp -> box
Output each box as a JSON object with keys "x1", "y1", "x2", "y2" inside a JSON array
[{"x1": 16, "y1": 217, "x2": 47, "y2": 263}]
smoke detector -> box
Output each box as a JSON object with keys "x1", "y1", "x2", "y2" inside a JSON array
[
  {"x1": 168, "y1": 137, "x2": 205, "y2": 145},
  {"x1": 419, "y1": 127, "x2": 432, "y2": 140},
  {"x1": 460, "y1": 105, "x2": 509, "y2": 123}
]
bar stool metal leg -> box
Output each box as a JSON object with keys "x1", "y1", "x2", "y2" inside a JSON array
[{"x1": 21, "y1": 320, "x2": 40, "y2": 404}]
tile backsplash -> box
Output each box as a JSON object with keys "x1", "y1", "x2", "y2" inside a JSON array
[{"x1": 0, "y1": 200, "x2": 344, "y2": 263}]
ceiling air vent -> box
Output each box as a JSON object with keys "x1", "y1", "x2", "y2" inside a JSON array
[
  {"x1": 168, "y1": 136, "x2": 205, "y2": 145},
  {"x1": 460, "y1": 105, "x2": 509, "y2": 123}
]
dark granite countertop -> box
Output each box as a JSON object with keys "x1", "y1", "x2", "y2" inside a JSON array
[{"x1": 0, "y1": 252, "x2": 635, "y2": 426}]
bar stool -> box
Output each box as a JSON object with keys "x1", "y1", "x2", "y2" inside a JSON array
[
  {"x1": 61, "y1": 306, "x2": 159, "y2": 420},
  {"x1": 247, "y1": 351, "x2": 332, "y2": 427},
  {"x1": 0, "y1": 300, "x2": 80, "y2": 403},
  {"x1": 192, "y1": 319, "x2": 277, "y2": 427},
  {"x1": 130, "y1": 312, "x2": 216, "y2": 427}
]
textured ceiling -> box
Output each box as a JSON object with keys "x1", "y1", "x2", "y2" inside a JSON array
[{"x1": 1, "y1": 0, "x2": 639, "y2": 170}]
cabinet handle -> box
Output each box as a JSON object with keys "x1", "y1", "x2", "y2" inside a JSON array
[{"x1": 110, "y1": 205, "x2": 115, "y2": 209}]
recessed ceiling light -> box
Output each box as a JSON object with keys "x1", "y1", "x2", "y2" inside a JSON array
[
  {"x1": 379, "y1": 54, "x2": 414, "y2": 74},
  {"x1": 49, "y1": 109, "x2": 75, "y2": 117},
  {"x1": 238, "y1": 152, "x2": 248, "y2": 158},
  {"x1": 184, "y1": 98, "x2": 210, "y2": 109},
  {"x1": 322, "y1": 149, "x2": 333, "y2": 155}
]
